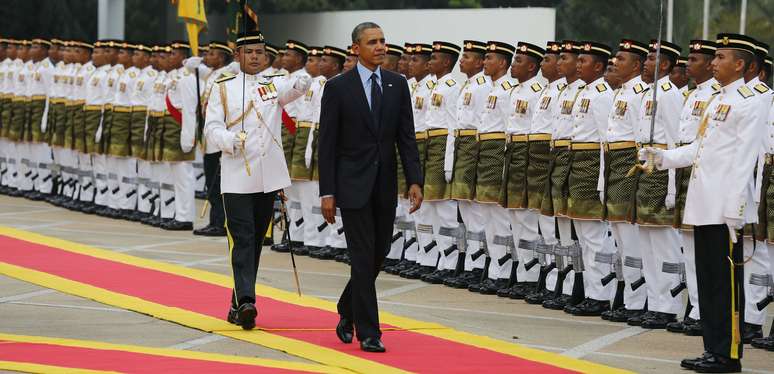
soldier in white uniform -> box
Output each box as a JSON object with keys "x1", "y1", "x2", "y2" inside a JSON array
[
  {"x1": 642, "y1": 33, "x2": 763, "y2": 374},
  {"x1": 631, "y1": 40, "x2": 684, "y2": 329},
  {"x1": 495, "y1": 42, "x2": 545, "y2": 298},
  {"x1": 524, "y1": 41, "x2": 564, "y2": 304},
  {"x1": 665, "y1": 39, "x2": 719, "y2": 337},
  {"x1": 126, "y1": 43, "x2": 156, "y2": 222},
  {"x1": 670, "y1": 56, "x2": 689, "y2": 92},
  {"x1": 441, "y1": 40, "x2": 491, "y2": 289},
  {"x1": 91, "y1": 40, "x2": 122, "y2": 217},
  {"x1": 0, "y1": 39, "x2": 12, "y2": 194},
  {"x1": 23, "y1": 39, "x2": 54, "y2": 199},
  {"x1": 601, "y1": 39, "x2": 649, "y2": 323},
  {"x1": 465, "y1": 41, "x2": 516, "y2": 295},
  {"x1": 562, "y1": 42, "x2": 617, "y2": 316},
  {"x1": 399, "y1": 43, "x2": 435, "y2": 279},
  {"x1": 740, "y1": 38, "x2": 772, "y2": 343},
  {"x1": 416, "y1": 41, "x2": 462, "y2": 284},
  {"x1": 204, "y1": 30, "x2": 309, "y2": 330},
  {"x1": 70, "y1": 42, "x2": 96, "y2": 211}
]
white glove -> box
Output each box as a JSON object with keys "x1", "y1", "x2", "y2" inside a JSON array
[
  {"x1": 183, "y1": 57, "x2": 202, "y2": 73},
  {"x1": 725, "y1": 217, "x2": 744, "y2": 243},
  {"x1": 230, "y1": 132, "x2": 244, "y2": 155},
  {"x1": 599, "y1": 190, "x2": 605, "y2": 205},
  {"x1": 665, "y1": 193, "x2": 676, "y2": 210},
  {"x1": 444, "y1": 170, "x2": 452, "y2": 183},
  {"x1": 227, "y1": 61, "x2": 241, "y2": 75},
  {"x1": 294, "y1": 76, "x2": 312, "y2": 92},
  {"x1": 638, "y1": 147, "x2": 664, "y2": 169}
]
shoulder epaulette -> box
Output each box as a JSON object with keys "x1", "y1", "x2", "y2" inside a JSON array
[
  {"x1": 633, "y1": 83, "x2": 645, "y2": 94},
  {"x1": 683, "y1": 88, "x2": 694, "y2": 98},
  {"x1": 86, "y1": 65, "x2": 95, "y2": 72},
  {"x1": 501, "y1": 81, "x2": 513, "y2": 90},
  {"x1": 426, "y1": 80, "x2": 436, "y2": 89},
  {"x1": 476, "y1": 76, "x2": 486, "y2": 85},
  {"x1": 660, "y1": 82, "x2": 673, "y2": 91},
  {"x1": 319, "y1": 79, "x2": 326, "y2": 86},
  {"x1": 215, "y1": 73, "x2": 236, "y2": 83},
  {"x1": 147, "y1": 70, "x2": 156, "y2": 77},
  {"x1": 445, "y1": 79, "x2": 456, "y2": 87},
  {"x1": 595, "y1": 83, "x2": 607, "y2": 93},
  {"x1": 117, "y1": 66, "x2": 124, "y2": 74},
  {"x1": 128, "y1": 71, "x2": 137, "y2": 78},
  {"x1": 530, "y1": 82, "x2": 543, "y2": 92},
  {"x1": 754, "y1": 83, "x2": 770, "y2": 94},
  {"x1": 557, "y1": 82, "x2": 567, "y2": 91},
  {"x1": 737, "y1": 85, "x2": 754, "y2": 99},
  {"x1": 711, "y1": 83, "x2": 721, "y2": 91}
]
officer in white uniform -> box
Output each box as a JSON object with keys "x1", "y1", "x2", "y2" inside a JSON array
[{"x1": 205, "y1": 30, "x2": 310, "y2": 330}]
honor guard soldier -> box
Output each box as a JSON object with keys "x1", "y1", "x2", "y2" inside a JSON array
[
  {"x1": 601, "y1": 39, "x2": 649, "y2": 323},
  {"x1": 273, "y1": 39, "x2": 310, "y2": 254},
  {"x1": 440, "y1": 40, "x2": 490, "y2": 289},
  {"x1": 382, "y1": 44, "x2": 402, "y2": 73},
  {"x1": 45, "y1": 38, "x2": 68, "y2": 205},
  {"x1": 562, "y1": 41, "x2": 617, "y2": 316},
  {"x1": 641, "y1": 32, "x2": 764, "y2": 373},
  {"x1": 741, "y1": 38, "x2": 771, "y2": 344},
  {"x1": 69, "y1": 41, "x2": 95, "y2": 211},
  {"x1": 5, "y1": 40, "x2": 26, "y2": 195},
  {"x1": 671, "y1": 56, "x2": 689, "y2": 92},
  {"x1": 261, "y1": 44, "x2": 281, "y2": 76},
  {"x1": 290, "y1": 46, "x2": 326, "y2": 256},
  {"x1": 464, "y1": 40, "x2": 515, "y2": 294},
  {"x1": 524, "y1": 41, "x2": 565, "y2": 304},
  {"x1": 666, "y1": 39, "x2": 719, "y2": 337},
  {"x1": 400, "y1": 42, "x2": 436, "y2": 279},
  {"x1": 193, "y1": 41, "x2": 234, "y2": 237},
  {"x1": 605, "y1": 57, "x2": 622, "y2": 89},
  {"x1": 416, "y1": 40, "x2": 462, "y2": 284},
  {"x1": 89, "y1": 39, "x2": 120, "y2": 217},
  {"x1": 496, "y1": 41, "x2": 546, "y2": 298},
  {"x1": 632, "y1": 39, "x2": 684, "y2": 329},
  {"x1": 0, "y1": 39, "x2": 12, "y2": 194},
  {"x1": 204, "y1": 30, "x2": 310, "y2": 330},
  {"x1": 25, "y1": 39, "x2": 54, "y2": 199},
  {"x1": 542, "y1": 40, "x2": 585, "y2": 311},
  {"x1": 343, "y1": 47, "x2": 357, "y2": 73},
  {"x1": 309, "y1": 45, "x2": 349, "y2": 261},
  {"x1": 128, "y1": 43, "x2": 157, "y2": 222}
]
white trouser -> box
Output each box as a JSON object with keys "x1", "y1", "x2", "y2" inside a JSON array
[
  {"x1": 93, "y1": 154, "x2": 108, "y2": 206},
  {"x1": 639, "y1": 226, "x2": 683, "y2": 315},
  {"x1": 508, "y1": 209, "x2": 541, "y2": 282},
  {"x1": 17, "y1": 143, "x2": 33, "y2": 191},
  {"x1": 387, "y1": 198, "x2": 411, "y2": 260},
  {"x1": 171, "y1": 161, "x2": 195, "y2": 222},
  {"x1": 458, "y1": 200, "x2": 487, "y2": 271},
  {"x1": 681, "y1": 230, "x2": 701, "y2": 320},
  {"x1": 324, "y1": 206, "x2": 347, "y2": 249},
  {"x1": 107, "y1": 156, "x2": 122, "y2": 209},
  {"x1": 484, "y1": 204, "x2": 512, "y2": 280},
  {"x1": 117, "y1": 157, "x2": 138, "y2": 211},
  {"x1": 433, "y1": 200, "x2": 460, "y2": 271},
  {"x1": 136, "y1": 160, "x2": 152, "y2": 214},
  {"x1": 576, "y1": 220, "x2": 616, "y2": 301},
  {"x1": 610, "y1": 222, "x2": 646, "y2": 310},
  {"x1": 158, "y1": 162, "x2": 176, "y2": 219},
  {"x1": 0, "y1": 139, "x2": 15, "y2": 187},
  {"x1": 285, "y1": 183, "x2": 304, "y2": 243},
  {"x1": 540, "y1": 214, "x2": 561, "y2": 291},
  {"x1": 298, "y1": 181, "x2": 326, "y2": 247},
  {"x1": 53, "y1": 148, "x2": 70, "y2": 196},
  {"x1": 32, "y1": 142, "x2": 53, "y2": 194},
  {"x1": 79, "y1": 153, "x2": 95, "y2": 202},
  {"x1": 194, "y1": 148, "x2": 205, "y2": 192},
  {"x1": 552, "y1": 217, "x2": 576, "y2": 296},
  {"x1": 744, "y1": 239, "x2": 770, "y2": 326},
  {"x1": 413, "y1": 201, "x2": 436, "y2": 267}
]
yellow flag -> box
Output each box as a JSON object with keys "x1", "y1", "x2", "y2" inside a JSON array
[{"x1": 176, "y1": 0, "x2": 207, "y2": 56}]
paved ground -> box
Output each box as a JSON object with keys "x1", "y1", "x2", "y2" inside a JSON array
[{"x1": 0, "y1": 195, "x2": 772, "y2": 373}]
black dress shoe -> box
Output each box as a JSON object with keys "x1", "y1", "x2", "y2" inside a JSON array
[
  {"x1": 421, "y1": 269, "x2": 451, "y2": 284},
  {"x1": 227, "y1": 307, "x2": 239, "y2": 325},
  {"x1": 479, "y1": 279, "x2": 507, "y2": 295},
  {"x1": 161, "y1": 220, "x2": 193, "y2": 231},
  {"x1": 666, "y1": 317, "x2": 699, "y2": 333},
  {"x1": 543, "y1": 294, "x2": 570, "y2": 310},
  {"x1": 359, "y1": 337, "x2": 386, "y2": 353},
  {"x1": 608, "y1": 308, "x2": 644, "y2": 323},
  {"x1": 681, "y1": 352, "x2": 713, "y2": 370},
  {"x1": 567, "y1": 298, "x2": 610, "y2": 316},
  {"x1": 506, "y1": 282, "x2": 537, "y2": 299},
  {"x1": 236, "y1": 303, "x2": 257, "y2": 330},
  {"x1": 293, "y1": 245, "x2": 310, "y2": 256},
  {"x1": 334, "y1": 252, "x2": 349, "y2": 263},
  {"x1": 525, "y1": 288, "x2": 551, "y2": 304},
  {"x1": 640, "y1": 312, "x2": 676, "y2": 329},
  {"x1": 693, "y1": 353, "x2": 741, "y2": 373},
  {"x1": 751, "y1": 335, "x2": 774, "y2": 350},
  {"x1": 335, "y1": 317, "x2": 354, "y2": 344},
  {"x1": 741, "y1": 322, "x2": 763, "y2": 344},
  {"x1": 271, "y1": 242, "x2": 291, "y2": 253},
  {"x1": 684, "y1": 319, "x2": 704, "y2": 336},
  {"x1": 627, "y1": 310, "x2": 655, "y2": 326},
  {"x1": 193, "y1": 225, "x2": 227, "y2": 237}
]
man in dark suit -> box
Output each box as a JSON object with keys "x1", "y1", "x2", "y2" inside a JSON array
[{"x1": 318, "y1": 22, "x2": 423, "y2": 353}]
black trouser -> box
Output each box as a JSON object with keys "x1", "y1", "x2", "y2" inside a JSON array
[
  {"x1": 337, "y1": 188, "x2": 395, "y2": 341},
  {"x1": 224, "y1": 191, "x2": 277, "y2": 308},
  {"x1": 204, "y1": 152, "x2": 224, "y2": 228},
  {"x1": 694, "y1": 224, "x2": 745, "y2": 360}
]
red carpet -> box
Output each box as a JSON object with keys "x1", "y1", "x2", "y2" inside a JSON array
[
  {"x1": 0, "y1": 333, "x2": 337, "y2": 373},
  {"x1": 0, "y1": 230, "x2": 620, "y2": 373}
]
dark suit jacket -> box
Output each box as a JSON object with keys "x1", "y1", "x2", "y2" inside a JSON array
[{"x1": 317, "y1": 67, "x2": 423, "y2": 210}]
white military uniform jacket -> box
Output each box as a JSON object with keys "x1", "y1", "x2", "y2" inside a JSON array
[
  {"x1": 507, "y1": 74, "x2": 543, "y2": 135},
  {"x1": 479, "y1": 74, "x2": 516, "y2": 134},
  {"x1": 445, "y1": 71, "x2": 490, "y2": 173},
  {"x1": 570, "y1": 77, "x2": 613, "y2": 193},
  {"x1": 204, "y1": 72, "x2": 305, "y2": 194},
  {"x1": 411, "y1": 74, "x2": 436, "y2": 132},
  {"x1": 552, "y1": 78, "x2": 586, "y2": 141},
  {"x1": 531, "y1": 77, "x2": 566, "y2": 136},
  {"x1": 606, "y1": 75, "x2": 648, "y2": 143},
  {"x1": 660, "y1": 78, "x2": 764, "y2": 225},
  {"x1": 638, "y1": 75, "x2": 683, "y2": 197},
  {"x1": 678, "y1": 78, "x2": 719, "y2": 144}
]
